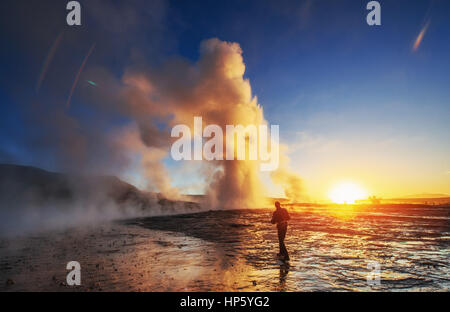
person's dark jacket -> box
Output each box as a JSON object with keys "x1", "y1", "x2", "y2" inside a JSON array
[{"x1": 271, "y1": 208, "x2": 290, "y2": 227}]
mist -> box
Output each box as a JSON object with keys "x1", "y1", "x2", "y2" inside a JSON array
[{"x1": 0, "y1": 164, "x2": 200, "y2": 237}]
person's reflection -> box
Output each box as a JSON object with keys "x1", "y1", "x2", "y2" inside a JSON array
[{"x1": 278, "y1": 263, "x2": 290, "y2": 290}]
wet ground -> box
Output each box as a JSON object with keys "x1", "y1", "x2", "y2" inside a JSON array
[{"x1": 1, "y1": 206, "x2": 449, "y2": 291}]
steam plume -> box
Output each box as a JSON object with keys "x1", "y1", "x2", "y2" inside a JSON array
[{"x1": 86, "y1": 39, "x2": 303, "y2": 207}]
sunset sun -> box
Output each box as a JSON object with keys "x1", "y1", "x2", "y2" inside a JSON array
[{"x1": 329, "y1": 182, "x2": 368, "y2": 204}]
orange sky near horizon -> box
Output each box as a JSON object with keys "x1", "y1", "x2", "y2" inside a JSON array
[{"x1": 264, "y1": 131, "x2": 450, "y2": 202}]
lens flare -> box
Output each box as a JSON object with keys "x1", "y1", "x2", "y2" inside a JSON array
[
  {"x1": 36, "y1": 31, "x2": 64, "y2": 92},
  {"x1": 66, "y1": 43, "x2": 96, "y2": 108},
  {"x1": 413, "y1": 21, "x2": 430, "y2": 52}
]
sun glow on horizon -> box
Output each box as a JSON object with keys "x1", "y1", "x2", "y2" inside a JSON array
[{"x1": 329, "y1": 182, "x2": 368, "y2": 204}]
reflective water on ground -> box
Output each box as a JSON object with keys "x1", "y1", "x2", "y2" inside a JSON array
[{"x1": 1, "y1": 206, "x2": 448, "y2": 291}]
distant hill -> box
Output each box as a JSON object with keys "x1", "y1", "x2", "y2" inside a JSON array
[
  {"x1": 402, "y1": 193, "x2": 449, "y2": 199},
  {"x1": 0, "y1": 164, "x2": 153, "y2": 211},
  {"x1": 0, "y1": 164, "x2": 200, "y2": 235},
  {"x1": 385, "y1": 197, "x2": 450, "y2": 205},
  {"x1": 356, "y1": 194, "x2": 450, "y2": 205}
]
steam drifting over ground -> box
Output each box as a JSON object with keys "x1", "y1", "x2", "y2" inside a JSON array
[
  {"x1": 1, "y1": 38, "x2": 305, "y2": 236},
  {"x1": 0, "y1": 164, "x2": 200, "y2": 237}
]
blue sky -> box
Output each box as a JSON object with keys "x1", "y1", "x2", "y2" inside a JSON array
[{"x1": 0, "y1": 0, "x2": 449, "y2": 199}]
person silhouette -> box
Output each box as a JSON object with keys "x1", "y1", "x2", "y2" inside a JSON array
[{"x1": 271, "y1": 201, "x2": 290, "y2": 261}]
